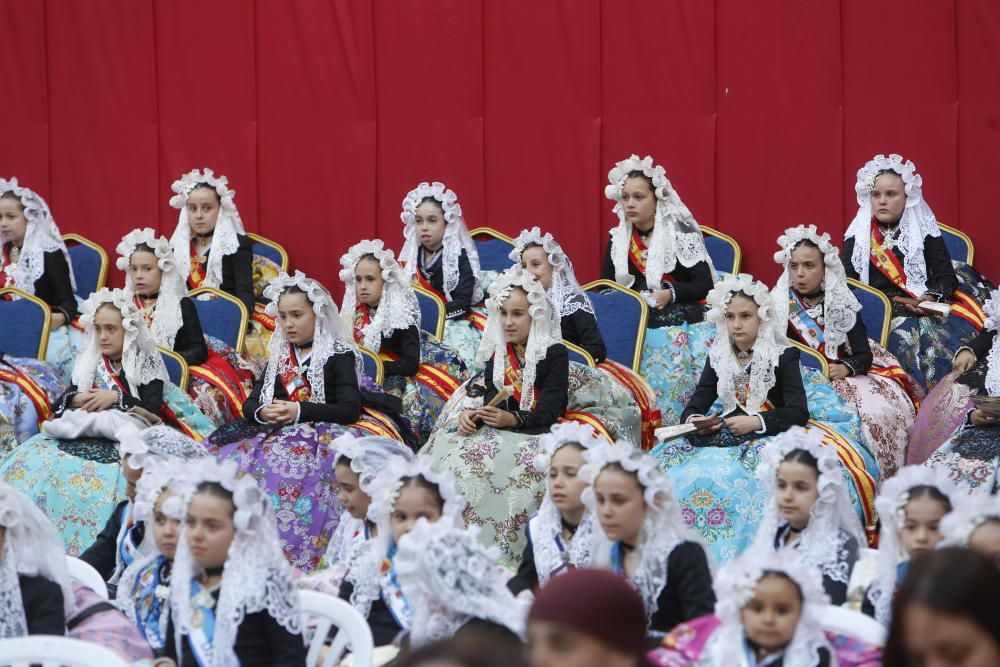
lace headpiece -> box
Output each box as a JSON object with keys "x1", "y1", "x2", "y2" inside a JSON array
[
  {"x1": 706, "y1": 273, "x2": 788, "y2": 415},
  {"x1": 509, "y1": 227, "x2": 594, "y2": 318},
  {"x1": 72, "y1": 288, "x2": 169, "y2": 393},
  {"x1": 170, "y1": 459, "x2": 300, "y2": 667},
  {"x1": 844, "y1": 154, "x2": 941, "y2": 296},
  {"x1": 338, "y1": 239, "x2": 420, "y2": 351},
  {"x1": 476, "y1": 267, "x2": 563, "y2": 410},
  {"x1": 982, "y1": 289, "x2": 1000, "y2": 396},
  {"x1": 117, "y1": 228, "x2": 189, "y2": 349},
  {"x1": 399, "y1": 181, "x2": 483, "y2": 303},
  {"x1": 772, "y1": 225, "x2": 861, "y2": 359},
  {"x1": 579, "y1": 442, "x2": 696, "y2": 623},
  {"x1": 259, "y1": 271, "x2": 360, "y2": 405},
  {"x1": 939, "y1": 494, "x2": 1000, "y2": 548},
  {"x1": 707, "y1": 548, "x2": 831, "y2": 667},
  {"x1": 331, "y1": 433, "x2": 415, "y2": 493},
  {"x1": 168, "y1": 168, "x2": 246, "y2": 289},
  {"x1": 395, "y1": 519, "x2": 528, "y2": 647},
  {"x1": 604, "y1": 155, "x2": 713, "y2": 290},
  {"x1": 869, "y1": 465, "x2": 962, "y2": 626},
  {"x1": 751, "y1": 427, "x2": 865, "y2": 585},
  {"x1": 0, "y1": 177, "x2": 75, "y2": 293}
]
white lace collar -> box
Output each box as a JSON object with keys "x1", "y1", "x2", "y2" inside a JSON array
[
  {"x1": 844, "y1": 154, "x2": 941, "y2": 296},
  {"x1": 0, "y1": 177, "x2": 75, "y2": 295},
  {"x1": 118, "y1": 228, "x2": 189, "y2": 349},
  {"x1": 168, "y1": 168, "x2": 245, "y2": 289},
  {"x1": 982, "y1": 289, "x2": 1000, "y2": 396},
  {"x1": 772, "y1": 225, "x2": 861, "y2": 360},
  {"x1": 338, "y1": 239, "x2": 420, "y2": 351},
  {"x1": 510, "y1": 227, "x2": 595, "y2": 318},
  {"x1": 604, "y1": 155, "x2": 713, "y2": 290}
]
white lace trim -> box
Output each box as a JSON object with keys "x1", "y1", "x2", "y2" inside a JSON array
[
  {"x1": 170, "y1": 459, "x2": 301, "y2": 667},
  {"x1": 772, "y1": 225, "x2": 861, "y2": 360},
  {"x1": 844, "y1": 154, "x2": 941, "y2": 297},
  {"x1": 117, "y1": 227, "x2": 188, "y2": 349},
  {"x1": 510, "y1": 227, "x2": 595, "y2": 317},
  {"x1": 324, "y1": 513, "x2": 367, "y2": 570},
  {"x1": 73, "y1": 288, "x2": 169, "y2": 393},
  {"x1": 394, "y1": 519, "x2": 527, "y2": 647},
  {"x1": 338, "y1": 240, "x2": 420, "y2": 351},
  {"x1": 870, "y1": 465, "x2": 963, "y2": 626},
  {"x1": 399, "y1": 181, "x2": 483, "y2": 304},
  {"x1": 0, "y1": 177, "x2": 76, "y2": 295},
  {"x1": 940, "y1": 494, "x2": 1000, "y2": 548},
  {"x1": 259, "y1": 271, "x2": 360, "y2": 405},
  {"x1": 706, "y1": 274, "x2": 788, "y2": 414},
  {"x1": 528, "y1": 508, "x2": 595, "y2": 588},
  {"x1": 982, "y1": 290, "x2": 1000, "y2": 396},
  {"x1": 331, "y1": 433, "x2": 415, "y2": 492},
  {"x1": 0, "y1": 542, "x2": 27, "y2": 638},
  {"x1": 168, "y1": 168, "x2": 245, "y2": 290},
  {"x1": 604, "y1": 155, "x2": 714, "y2": 289},
  {"x1": 752, "y1": 426, "x2": 865, "y2": 585},
  {"x1": 476, "y1": 267, "x2": 563, "y2": 410},
  {"x1": 706, "y1": 549, "x2": 830, "y2": 667}
]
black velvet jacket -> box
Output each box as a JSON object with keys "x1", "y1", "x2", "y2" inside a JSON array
[
  {"x1": 379, "y1": 325, "x2": 420, "y2": 378},
  {"x1": 680, "y1": 347, "x2": 809, "y2": 435},
  {"x1": 417, "y1": 248, "x2": 477, "y2": 319},
  {"x1": 243, "y1": 352, "x2": 362, "y2": 425},
  {"x1": 3, "y1": 246, "x2": 79, "y2": 320},
  {"x1": 561, "y1": 308, "x2": 607, "y2": 364},
  {"x1": 600, "y1": 238, "x2": 714, "y2": 303},
  {"x1": 648, "y1": 541, "x2": 717, "y2": 642},
  {"x1": 842, "y1": 232, "x2": 957, "y2": 302},
  {"x1": 54, "y1": 367, "x2": 164, "y2": 418},
  {"x1": 194, "y1": 233, "x2": 256, "y2": 316},
  {"x1": 482, "y1": 343, "x2": 569, "y2": 434},
  {"x1": 786, "y1": 311, "x2": 873, "y2": 376}
]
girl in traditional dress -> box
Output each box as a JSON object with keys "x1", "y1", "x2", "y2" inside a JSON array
[
  {"x1": 0, "y1": 177, "x2": 83, "y2": 382},
  {"x1": 0, "y1": 481, "x2": 75, "y2": 637},
  {"x1": 842, "y1": 153, "x2": 993, "y2": 392},
  {"x1": 421, "y1": 267, "x2": 640, "y2": 564},
  {"x1": 340, "y1": 457, "x2": 466, "y2": 647},
  {"x1": 748, "y1": 426, "x2": 864, "y2": 605},
  {"x1": 340, "y1": 239, "x2": 467, "y2": 442},
  {"x1": 398, "y1": 181, "x2": 486, "y2": 368},
  {"x1": 580, "y1": 442, "x2": 715, "y2": 642},
  {"x1": 772, "y1": 224, "x2": 917, "y2": 478},
  {"x1": 118, "y1": 228, "x2": 255, "y2": 425},
  {"x1": 207, "y1": 271, "x2": 412, "y2": 571},
  {"x1": 939, "y1": 494, "x2": 1000, "y2": 564},
  {"x1": 911, "y1": 288, "x2": 1000, "y2": 491},
  {"x1": 163, "y1": 458, "x2": 305, "y2": 666},
  {"x1": 863, "y1": 465, "x2": 961, "y2": 626},
  {"x1": 168, "y1": 168, "x2": 279, "y2": 368},
  {"x1": 0, "y1": 289, "x2": 214, "y2": 554},
  {"x1": 508, "y1": 422, "x2": 601, "y2": 597},
  {"x1": 513, "y1": 227, "x2": 662, "y2": 449},
  {"x1": 650, "y1": 550, "x2": 836, "y2": 667}
]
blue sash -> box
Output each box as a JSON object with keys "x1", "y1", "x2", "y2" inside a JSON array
[
  {"x1": 378, "y1": 545, "x2": 412, "y2": 630},
  {"x1": 134, "y1": 556, "x2": 170, "y2": 651},
  {"x1": 186, "y1": 579, "x2": 220, "y2": 667},
  {"x1": 787, "y1": 290, "x2": 825, "y2": 351}
]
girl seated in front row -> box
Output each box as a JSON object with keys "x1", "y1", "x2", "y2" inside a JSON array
[
  {"x1": 159, "y1": 459, "x2": 305, "y2": 667},
  {"x1": 863, "y1": 465, "x2": 961, "y2": 626},
  {"x1": 580, "y1": 443, "x2": 715, "y2": 644},
  {"x1": 508, "y1": 421, "x2": 603, "y2": 597},
  {"x1": 340, "y1": 458, "x2": 466, "y2": 647},
  {"x1": 749, "y1": 426, "x2": 864, "y2": 605}
]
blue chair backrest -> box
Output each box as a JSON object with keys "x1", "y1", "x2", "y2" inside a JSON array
[
  {"x1": 470, "y1": 229, "x2": 516, "y2": 273},
  {"x1": 582, "y1": 280, "x2": 648, "y2": 372},
  {"x1": 846, "y1": 278, "x2": 891, "y2": 348},
  {"x1": 701, "y1": 226, "x2": 741, "y2": 276},
  {"x1": 413, "y1": 287, "x2": 446, "y2": 340},
  {"x1": 789, "y1": 341, "x2": 828, "y2": 376},
  {"x1": 938, "y1": 224, "x2": 973, "y2": 266},
  {"x1": 63, "y1": 234, "x2": 108, "y2": 299},
  {"x1": 0, "y1": 289, "x2": 50, "y2": 358},
  {"x1": 246, "y1": 233, "x2": 289, "y2": 271},
  {"x1": 563, "y1": 341, "x2": 596, "y2": 368},
  {"x1": 358, "y1": 347, "x2": 384, "y2": 385},
  {"x1": 158, "y1": 346, "x2": 189, "y2": 391},
  {"x1": 188, "y1": 289, "x2": 248, "y2": 352}
]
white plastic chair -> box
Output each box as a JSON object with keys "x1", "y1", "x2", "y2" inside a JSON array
[
  {"x1": 0, "y1": 635, "x2": 129, "y2": 666},
  {"x1": 820, "y1": 604, "x2": 887, "y2": 647},
  {"x1": 299, "y1": 589, "x2": 374, "y2": 667},
  {"x1": 64, "y1": 556, "x2": 109, "y2": 601}
]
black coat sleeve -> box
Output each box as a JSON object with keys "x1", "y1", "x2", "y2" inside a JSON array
[
  {"x1": 679, "y1": 360, "x2": 720, "y2": 423},
  {"x1": 36, "y1": 250, "x2": 79, "y2": 319},
  {"x1": 838, "y1": 317, "x2": 873, "y2": 375},
  {"x1": 381, "y1": 325, "x2": 420, "y2": 377},
  {"x1": 173, "y1": 297, "x2": 209, "y2": 366},
  {"x1": 601, "y1": 238, "x2": 616, "y2": 281},
  {"x1": 78, "y1": 500, "x2": 127, "y2": 579},
  {"x1": 760, "y1": 347, "x2": 809, "y2": 435},
  {"x1": 297, "y1": 353, "x2": 363, "y2": 424},
  {"x1": 507, "y1": 530, "x2": 538, "y2": 596},
  {"x1": 242, "y1": 370, "x2": 267, "y2": 417},
  {"x1": 444, "y1": 250, "x2": 477, "y2": 317},
  {"x1": 135, "y1": 379, "x2": 164, "y2": 417},
  {"x1": 649, "y1": 541, "x2": 716, "y2": 636},
  {"x1": 258, "y1": 611, "x2": 307, "y2": 667},
  {"x1": 20, "y1": 575, "x2": 66, "y2": 636},
  {"x1": 484, "y1": 345, "x2": 569, "y2": 433},
  {"x1": 669, "y1": 260, "x2": 713, "y2": 304},
  {"x1": 562, "y1": 309, "x2": 607, "y2": 364},
  {"x1": 922, "y1": 235, "x2": 958, "y2": 299},
  {"x1": 840, "y1": 238, "x2": 860, "y2": 280},
  {"x1": 220, "y1": 234, "x2": 256, "y2": 315}
]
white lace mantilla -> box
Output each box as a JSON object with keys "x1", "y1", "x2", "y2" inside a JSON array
[
  {"x1": 510, "y1": 227, "x2": 595, "y2": 318},
  {"x1": 338, "y1": 239, "x2": 420, "y2": 351},
  {"x1": 0, "y1": 177, "x2": 76, "y2": 294},
  {"x1": 118, "y1": 227, "x2": 188, "y2": 349},
  {"x1": 983, "y1": 290, "x2": 1000, "y2": 396}
]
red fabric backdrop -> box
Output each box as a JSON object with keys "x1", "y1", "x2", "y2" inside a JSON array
[{"x1": 2, "y1": 0, "x2": 998, "y2": 294}]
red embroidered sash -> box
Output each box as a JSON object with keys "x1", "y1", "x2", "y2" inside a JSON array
[
  {"x1": 0, "y1": 361, "x2": 52, "y2": 424},
  {"x1": 503, "y1": 343, "x2": 535, "y2": 409},
  {"x1": 278, "y1": 345, "x2": 312, "y2": 402},
  {"x1": 186, "y1": 241, "x2": 207, "y2": 290}
]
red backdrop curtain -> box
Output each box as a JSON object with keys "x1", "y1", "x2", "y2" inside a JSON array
[{"x1": 1, "y1": 0, "x2": 998, "y2": 294}]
